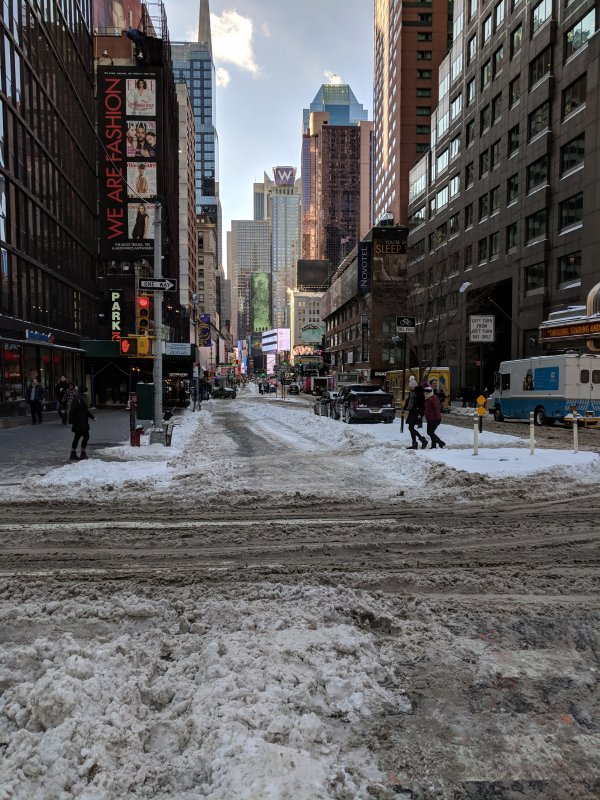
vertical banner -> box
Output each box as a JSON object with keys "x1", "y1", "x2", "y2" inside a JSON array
[
  {"x1": 199, "y1": 314, "x2": 212, "y2": 346},
  {"x1": 97, "y1": 67, "x2": 162, "y2": 259},
  {"x1": 357, "y1": 241, "x2": 371, "y2": 294},
  {"x1": 361, "y1": 315, "x2": 369, "y2": 363}
]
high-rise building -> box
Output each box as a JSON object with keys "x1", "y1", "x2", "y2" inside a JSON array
[
  {"x1": 176, "y1": 83, "x2": 198, "y2": 331},
  {"x1": 0, "y1": 0, "x2": 98, "y2": 417},
  {"x1": 253, "y1": 168, "x2": 302, "y2": 329},
  {"x1": 230, "y1": 220, "x2": 271, "y2": 340},
  {"x1": 301, "y1": 108, "x2": 373, "y2": 267},
  {"x1": 373, "y1": 0, "x2": 452, "y2": 226},
  {"x1": 172, "y1": 0, "x2": 221, "y2": 260},
  {"x1": 406, "y1": 0, "x2": 600, "y2": 392}
]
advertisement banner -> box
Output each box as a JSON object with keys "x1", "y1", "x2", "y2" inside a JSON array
[
  {"x1": 361, "y1": 317, "x2": 369, "y2": 362},
  {"x1": 199, "y1": 314, "x2": 212, "y2": 346},
  {"x1": 357, "y1": 241, "x2": 371, "y2": 294},
  {"x1": 251, "y1": 273, "x2": 271, "y2": 333},
  {"x1": 98, "y1": 67, "x2": 162, "y2": 259}
]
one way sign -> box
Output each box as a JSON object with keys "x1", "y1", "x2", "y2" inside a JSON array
[{"x1": 138, "y1": 278, "x2": 178, "y2": 292}]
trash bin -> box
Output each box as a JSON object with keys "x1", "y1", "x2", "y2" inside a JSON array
[
  {"x1": 136, "y1": 382, "x2": 154, "y2": 420},
  {"x1": 164, "y1": 420, "x2": 174, "y2": 446}
]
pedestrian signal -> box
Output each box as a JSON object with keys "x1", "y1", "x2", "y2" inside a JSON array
[
  {"x1": 137, "y1": 294, "x2": 151, "y2": 334},
  {"x1": 120, "y1": 337, "x2": 138, "y2": 356},
  {"x1": 137, "y1": 336, "x2": 150, "y2": 356}
]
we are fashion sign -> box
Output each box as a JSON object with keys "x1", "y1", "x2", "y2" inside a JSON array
[{"x1": 98, "y1": 67, "x2": 162, "y2": 259}]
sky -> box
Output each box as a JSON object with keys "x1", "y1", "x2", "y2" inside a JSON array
[{"x1": 163, "y1": 0, "x2": 375, "y2": 276}]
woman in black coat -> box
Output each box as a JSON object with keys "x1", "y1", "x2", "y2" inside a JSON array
[
  {"x1": 404, "y1": 376, "x2": 427, "y2": 449},
  {"x1": 68, "y1": 387, "x2": 95, "y2": 461}
]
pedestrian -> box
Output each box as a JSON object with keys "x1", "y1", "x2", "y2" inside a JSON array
[
  {"x1": 62, "y1": 382, "x2": 78, "y2": 420},
  {"x1": 68, "y1": 385, "x2": 95, "y2": 461},
  {"x1": 423, "y1": 384, "x2": 446, "y2": 449},
  {"x1": 26, "y1": 377, "x2": 46, "y2": 424},
  {"x1": 429, "y1": 378, "x2": 447, "y2": 411},
  {"x1": 404, "y1": 376, "x2": 427, "y2": 449},
  {"x1": 55, "y1": 375, "x2": 69, "y2": 424}
]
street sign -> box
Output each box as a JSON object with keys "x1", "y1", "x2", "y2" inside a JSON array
[
  {"x1": 138, "y1": 278, "x2": 178, "y2": 292},
  {"x1": 476, "y1": 405, "x2": 486, "y2": 416},
  {"x1": 469, "y1": 315, "x2": 495, "y2": 342},
  {"x1": 396, "y1": 315, "x2": 417, "y2": 334}
]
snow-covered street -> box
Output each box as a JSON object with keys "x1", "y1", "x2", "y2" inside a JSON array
[{"x1": 1, "y1": 387, "x2": 599, "y2": 798}]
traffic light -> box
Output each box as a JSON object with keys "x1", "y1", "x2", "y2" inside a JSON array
[
  {"x1": 137, "y1": 294, "x2": 151, "y2": 334},
  {"x1": 120, "y1": 337, "x2": 138, "y2": 356},
  {"x1": 137, "y1": 336, "x2": 150, "y2": 356}
]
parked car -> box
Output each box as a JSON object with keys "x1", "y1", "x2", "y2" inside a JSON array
[
  {"x1": 332, "y1": 384, "x2": 382, "y2": 420},
  {"x1": 287, "y1": 382, "x2": 300, "y2": 395},
  {"x1": 313, "y1": 390, "x2": 338, "y2": 416},
  {"x1": 213, "y1": 385, "x2": 237, "y2": 399},
  {"x1": 335, "y1": 384, "x2": 396, "y2": 424}
]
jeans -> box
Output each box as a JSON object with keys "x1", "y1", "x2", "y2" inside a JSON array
[
  {"x1": 427, "y1": 420, "x2": 444, "y2": 447},
  {"x1": 408, "y1": 421, "x2": 425, "y2": 446},
  {"x1": 72, "y1": 431, "x2": 89, "y2": 451},
  {"x1": 30, "y1": 400, "x2": 43, "y2": 424}
]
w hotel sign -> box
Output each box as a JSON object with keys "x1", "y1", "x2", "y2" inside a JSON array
[{"x1": 274, "y1": 166, "x2": 296, "y2": 186}]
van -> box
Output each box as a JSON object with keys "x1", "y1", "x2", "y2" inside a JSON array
[{"x1": 491, "y1": 353, "x2": 600, "y2": 425}]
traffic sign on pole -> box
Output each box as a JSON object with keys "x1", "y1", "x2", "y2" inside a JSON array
[
  {"x1": 396, "y1": 315, "x2": 417, "y2": 334},
  {"x1": 138, "y1": 278, "x2": 178, "y2": 292}
]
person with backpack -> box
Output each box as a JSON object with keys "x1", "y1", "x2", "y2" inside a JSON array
[{"x1": 68, "y1": 386, "x2": 95, "y2": 461}]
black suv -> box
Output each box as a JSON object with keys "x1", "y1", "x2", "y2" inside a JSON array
[
  {"x1": 334, "y1": 384, "x2": 396, "y2": 424},
  {"x1": 332, "y1": 384, "x2": 379, "y2": 420}
]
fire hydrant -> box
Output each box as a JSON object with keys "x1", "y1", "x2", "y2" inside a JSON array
[{"x1": 130, "y1": 423, "x2": 144, "y2": 447}]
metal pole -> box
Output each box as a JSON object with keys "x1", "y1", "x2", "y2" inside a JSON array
[
  {"x1": 473, "y1": 412, "x2": 479, "y2": 455},
  {"x1": 152, "y1": 202, "x2": 163, "y2": 441},
  {"x1": 573, "y1": 417, "x2": 579, "y2": 454},
  {"x1": 529, "y1": 411, "x2": 535, "y2": 455},
  {"x1": 400, "y1": 333, "x2": 408, "y2": 432}
]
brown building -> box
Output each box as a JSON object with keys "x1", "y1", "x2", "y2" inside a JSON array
[
  {"x1": 406, "y1": 0, "x2": 600, "y2": 393},
  {"x1": 373, "y1": 0, "x2": 453, "y2": 226}
]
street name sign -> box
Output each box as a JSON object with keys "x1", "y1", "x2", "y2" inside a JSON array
[
  {"x1": 469, "y1": 314, "x2": 495, "y2": 342},
  {"x1": 138, "y1": 278, "x2": 178, "y2": 292},
  {"x1": 396, "y1": 316, "x2": 417, "y2": 334}
]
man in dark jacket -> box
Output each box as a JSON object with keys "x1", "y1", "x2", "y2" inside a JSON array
[
  {"x1": 55, "y1": 375, "x2": 69, "y2": 424},
  {"x1": 404, "y1": 376, "x2": 427, "y2": 449},
  {"x1": 424, "y1": 385, "x2": 446, "y2": 449},
  {"x1": 68, "y1": 386, "x2": 95, "y2": 461},
  {"x1": 26, "y1": 378, "x2": 46, "y2": 424}
]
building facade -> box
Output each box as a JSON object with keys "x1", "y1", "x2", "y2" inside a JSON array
[
  {"x1": 0, "y1": 0, "x2": 98, "y2": 417},
  {"x1": 176, "y1": 83, "x2": 198, "y2": 331},
  {"x1": 230, "y1": 219, "x2": 271, "y2": 340},
  {"x1": 407, "y1": 0, "x2": 599, "y2": 392},
  {"x1": 373, "y1": 0, "x2": 453, "y2": 226}
]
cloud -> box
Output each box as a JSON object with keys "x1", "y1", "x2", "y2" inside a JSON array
[
  {"x1": 216, "y1": 67, "x2": 231, "y2": 88},
  {"x1": 324, "y1": 71, "x2": 343, "y2": 85},
  {"x1": 211, "y1": 11, "x2": 260, "y2": 76}
]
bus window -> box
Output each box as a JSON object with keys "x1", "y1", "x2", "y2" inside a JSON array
[
  {"x1": 581, "y1": 370, "x2": 590, "y2": 384},
  {"x1": 592, "y1": 370, "x2": 600, "y2": 384},
  {"x1": 501, "y1": 373, "x2": 510, "y2": 390}
]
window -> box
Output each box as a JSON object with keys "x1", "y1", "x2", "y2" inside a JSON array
[
  {"x1": 508, "y1": 124, "x2": 519, "y2": 155},
  {"x1": 479, "y1": 150, "x2": 490, "y2": 177},
  {"x1": 561, "y1": 134, "x2": 584, "y2": 173},
  {"x1": 495, "y1": 0, "x2": 505, "y2": 28},
  {"x1": 493, "y1": 44, "x2": 504, "y2": 76},
  {"x1": 492, "y1": 93, "x2": 502, "y2": 124},
  {"x1": 532, "y1": 0, "x2": 552, "y2": 33},
  {"x1": 479, "y1": 194, "x2": 489, "y2": 219},
  {"x1": 465, "y1": 243, "x2": 473, "y2": 268},
  {"x1": 466, "y1": 161, "x2": 474, "y2": 186},
  {"x1": 416, "y1": 124, "x2": 431, "y2": 135},
  {"x1": 483, "y1": 15, "x2": 492, "y2": 43},
  {"x1": 562, "y1": 74, "x2": 586, "y2": 116},
  {"x1": 491, "y1": 139, "x2": 501, "y2": 168},
  {"x1": 511, "y1": 24, "x2": 523, "y2": 58},
  {"x1": 506, "y1": 222, "x2": 517, "y2": 250},
  {"x1": 469, "y1": 0, "x2": 478, "y2": 20},
  {"x1": 478, "y1": 237, "x2": 488, "y2": 261},
  {"x1": 437, "y1": 113, "x2": 449, "y2": 137},
  {"x1": 480, "y1": 104, "x2": 490, "y2": 132},
  {"x1": 525, "y1": 262, "x2": 546, "y2": 291},
  {"x1": 451, "y1": 94, "x2": 462, "y2": 120},
  {"x1": 417, "y1": 106, "x2": 432, "y2": 116},
  {"x1": 526, "y1": 209, "x2": 548, "y2": 241},
  {"x1": 468, "y1": 35, "x2": 477, "y2": 64},
  {"x1": 417, "y1": 69, "x2": 432, "y2": 79},
  {"x1": 466, "y1": 119, "x2": 475, "y2": 146},
  {"x1": 409, "y1": 206, "x2": 426, "y2": 230},
  {"x1": 417, "y1": 32, "x2": 433, "y2": 42},
  {"x1": 559, "y1": 192, "x2": 583, "y2": 229},
  {"x1": 416, "y1": 87, "x2": 432, "y2": 97},
  {"x1": 490, "y1": 186, "x2": 500, "y2": 213},
  {"x1": 558, "y1": 251, "x2": 581, "y2": 284},
  {"x1": 529, "y1": 46, "x2": 551, "y2": 87},
  {"x1": 481, "y1": 60, "x2": 491, "y2": 88},
  {"x1": 417, "y1": 50, "x2": 433, "y2": 60},
  {"x1": 527, "y1": 155, "x2": 548, "y2": 191},
  {"x1": 437, "y1": 149, "x2": 449, "y2": 173},
  {"x1": 419, "y1": 13, "x2": 433, "y2": 23},
  {"x1": 490, "y1": 231, "x2": 499, "y2": 257},
  {"x1": 450, "y1": 174, "x2": 461, "y2": 198},
  {"x1": 528, "y1": 101, "x2": 550, "y2": 138},
  {"x1": 467, "y1": 77, "x2": 476, "y2": 106},
  {"x1": 565, "y1": 9, "x2": 596, "y2": 59},
  {"x1": 439, "y1": 74, "x2": 450, "y2": 98},
  {"x1": 465, "y1": 203, "x2": 474, "y2": 226},
  {"x1": 450, "y1": 135, "x2": 460, "y2": 159},
  {"x1": 451, "y1": 53, "x2": 463, "y2": 82},
  {"x1": 449, "y1": 212, "x2": 460, "y2": 236},
  {"x1": 437, "y1": 185, "x2": 449, "y2": 209},
  {"x1": 507, "y1": 174, "x2": 519, "y2": 202},
  {"x1": 509, "y1": 76, "x2": 521, "y2": 107}
]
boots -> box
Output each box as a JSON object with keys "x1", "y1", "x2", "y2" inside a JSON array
[
  {"x1": 79, "y1": 451, "x2": 89, "y2": 460},
  {"x1": 69, "y1": 451, "x2": 79, "y2": 461},
  {"x1": 420, "y1": 438, "x2": 428, "y2": 449}
]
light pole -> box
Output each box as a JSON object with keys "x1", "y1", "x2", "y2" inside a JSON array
[
  {"x1": 150, "y1": 202, "x2": 164, "y2": 443},
  {"x1": 191, "y1": 293, "x2": 200, "y2": 411}
]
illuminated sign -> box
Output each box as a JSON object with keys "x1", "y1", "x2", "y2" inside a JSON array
[
  {"x1": 111, "y1": 291, "x2": 122, "y2": 341},
  {"x1": 540, "y1": 321, "x2": 600, "y2": 340},
  {"x1": 274, "y1": 166, "x2": 296, "y2": 186},
  {"x1": 357, "y1": 241, "x2": 371, "y2": 294}
]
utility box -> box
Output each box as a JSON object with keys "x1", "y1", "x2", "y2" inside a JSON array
[{"x1": 136, "y1": 382, "x2": 154, "y2": 420}]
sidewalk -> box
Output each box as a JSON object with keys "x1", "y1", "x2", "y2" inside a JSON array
[{"x1": 0, "y1": 408, "x2": 149, "y2": 485}]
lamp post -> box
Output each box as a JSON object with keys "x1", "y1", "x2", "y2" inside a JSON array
[
  {"x1": 150, "y1": 202, "x2": 164, "y2": 443},
  {"x1": 191, "y1": 293, "x2": 200, "y2": 411}
]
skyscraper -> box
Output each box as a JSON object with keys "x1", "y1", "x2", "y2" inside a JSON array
[
  {"x1": 373, "y1": 0, "x2": 452, "y2": 226},
  {"x1": 230, "y1": 220, "x2": 271, "y2": 340}
]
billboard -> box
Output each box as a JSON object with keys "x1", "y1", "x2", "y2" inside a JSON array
[
  {"x1": 262, "y1": 328, "x2": 291, "y2": 353},
  {"x1": 357, "y1": 241, "x2": 371, "y2": 294},
  {"x1": 98, "y1": 67, "x2": 162, "y2": 259},
  {"x1": 274, "y1": 166, "x2": 297, "y2": 186},
  {"x1": 199, "y1": 314, "x2": 212, "y2": 346},
  {"x1": 251, "y1": 273, "x2": 271, "y2": 333},
  {"x1": 297, "y1": 260, "x2": 330, "y2": 290}
]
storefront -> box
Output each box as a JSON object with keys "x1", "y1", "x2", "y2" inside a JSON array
[{"x1": 1, "y1": 333, "x2": 85, "y2": 422}]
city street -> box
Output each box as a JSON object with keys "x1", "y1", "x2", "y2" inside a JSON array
[{"x1": 1, "y1": 387, "x2": 599, "y2": 799}]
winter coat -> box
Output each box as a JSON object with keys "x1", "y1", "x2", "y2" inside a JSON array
[
  {"x1": 55, "y1": 380, "x2": 69, "y2": 406},
  {"x1": 68, "y1": 395, "x2": 95, "y2": 433},
  {"x1": 424, "y1": 393, "x2": 442, "y2": 423},
  {"x1": 26, "y1": 383, "x2": 46, "y2": 403},
  {"x1": 404, "y1": 385, "x2": 425, "y2": 424}
]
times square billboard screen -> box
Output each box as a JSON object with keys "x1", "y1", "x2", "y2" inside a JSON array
[{"x1": 98, "y1": 67, "x2": 162, "y2": 259}]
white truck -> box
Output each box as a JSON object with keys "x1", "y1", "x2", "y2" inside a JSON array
[{"x1": 490, "y1": 353, "x2": 600, "y2": 425}]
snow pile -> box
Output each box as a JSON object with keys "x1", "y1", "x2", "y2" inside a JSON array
[{"x1": 0, "y1": 582, "x2": 410, "y2": 799}]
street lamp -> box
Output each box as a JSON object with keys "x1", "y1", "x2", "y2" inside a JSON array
[{"x1": 191, "y1": 293, "x2": 200, "y2": 411}]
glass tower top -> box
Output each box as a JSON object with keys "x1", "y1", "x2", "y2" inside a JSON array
[{"x1": 302, "y1": 83, "x2": 368, "y2": 133}]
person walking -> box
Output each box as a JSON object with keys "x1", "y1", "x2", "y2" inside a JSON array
[
  {"x1": 68, "y1": 386, "x2": 95, "y2": 461},
  {"x1": 404, "y1": 376, "x2": 427, "y2": 449},
  {"x1": 55, "y1": 375, "x2": 69, "y2": 424},
  {"x1": 424, "y1": 384, "x2": 446, "y2": 449},
  {"x1": 26, "y1": 378, "x2": 46, "y2": 424}
]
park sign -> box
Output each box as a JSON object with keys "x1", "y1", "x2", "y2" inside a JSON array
[{"x1": 469, "y1": 315, "x2": 495, "y2": 343}]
